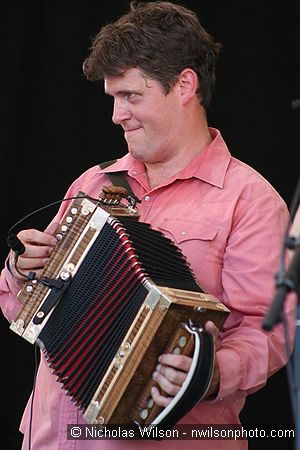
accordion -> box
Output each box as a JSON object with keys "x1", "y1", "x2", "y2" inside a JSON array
[{"x1": 10, "y1": 190, "x2": 229, "y2": 427}]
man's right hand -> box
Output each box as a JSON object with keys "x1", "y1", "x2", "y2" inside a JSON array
[{"x1": 8, "y1": 223, "x2": 58, "y2": 281}]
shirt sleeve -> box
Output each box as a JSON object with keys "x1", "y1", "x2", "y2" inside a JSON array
[
  {"x1": 215, "y1": 191, "x2": 296, "y2": 400},
  {"x1": 0, "y1": 262, "x2": 24, "y2": 322},
  {"x1": 0, "y1": 172, "x2": 88, "y2": 324},
  {"x1": 0, "y1": 165, "x2": 104, "y2": 324}
]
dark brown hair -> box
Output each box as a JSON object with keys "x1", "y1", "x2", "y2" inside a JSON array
[{"x1": 83, "y1": 1, "x2": 221, "y2": 108}]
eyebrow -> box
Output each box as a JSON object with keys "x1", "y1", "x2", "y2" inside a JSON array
[{"x1": 104, "y1": 89, "x2": 136, "y2": 97}]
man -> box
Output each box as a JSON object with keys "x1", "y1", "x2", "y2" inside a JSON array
[{"x1": 0, "y1": 2, "x2": 295, "y2": 449}]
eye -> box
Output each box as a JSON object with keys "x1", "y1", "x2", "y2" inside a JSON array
[{"x1": 125, "y1": 92, "x2": 137, "y2": 100}]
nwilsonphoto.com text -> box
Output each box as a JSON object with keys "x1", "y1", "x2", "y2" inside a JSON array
[{"x1": 67, "y1": 424, "x2": 294, "y2": 441}]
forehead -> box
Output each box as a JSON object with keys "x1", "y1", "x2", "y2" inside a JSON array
[{"x1": 104, "y1": 68, "x2": 157, "y2": 95}]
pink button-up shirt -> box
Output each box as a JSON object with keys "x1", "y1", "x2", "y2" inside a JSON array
[{"x1": 0, "y1": 129, "x2": 295, "y2": 449}]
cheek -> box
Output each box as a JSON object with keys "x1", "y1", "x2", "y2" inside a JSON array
[{"x1": 141, "y1": 96, "x2": 180, "y2": 139}]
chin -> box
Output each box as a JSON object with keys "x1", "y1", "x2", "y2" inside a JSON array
[{"x1": 128, "y1": 147, "x2": 148, "y2": 162}]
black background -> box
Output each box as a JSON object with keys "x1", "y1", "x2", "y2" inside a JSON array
[{"x1": 0, "y1": 1, "x2": 299, "y2": 449}]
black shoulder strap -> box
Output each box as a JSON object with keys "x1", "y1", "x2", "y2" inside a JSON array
[{"x1": 99, "y1": 159, "x2": 140, "y2": 203}]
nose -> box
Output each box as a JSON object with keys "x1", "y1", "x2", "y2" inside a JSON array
[{"x1": 112, "y1": 99, "x2": 131, "y2": 125}]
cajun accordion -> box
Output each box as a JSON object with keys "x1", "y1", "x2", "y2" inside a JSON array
[{"x1": 10, "y1": 190, "x2": 229, "y2": 427}]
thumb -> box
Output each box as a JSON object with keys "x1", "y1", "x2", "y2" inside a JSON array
[
  {"x1": 44, "y1": 221, "x2": 59, "y2": 236},
  {"x1": 205, "y1": 320, "x2": 219, "y2": 344}
]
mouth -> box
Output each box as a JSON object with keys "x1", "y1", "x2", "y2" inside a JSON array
[
  {"x1": 124, "y1": 127, "x2": 142, "y2": 140},
  {"x1": 124, "y1": 127, "x2": 140, "y2": 133}
]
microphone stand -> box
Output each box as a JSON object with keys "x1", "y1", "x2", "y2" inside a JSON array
[{"x1": 263, "y1": 174, "x2": 300, "y2": 449}]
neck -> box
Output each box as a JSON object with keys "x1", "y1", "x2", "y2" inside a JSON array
[{"x1": 146, "y1": 119, "x2": 211, "y2": 189}]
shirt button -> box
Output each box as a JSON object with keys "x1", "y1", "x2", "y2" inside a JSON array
[
  {"x1": 144, "y1": 195, "x2": 151, "y2": 201},
  {"x1": 180, "y1": 231, "x2": 187, "y2": 236}
]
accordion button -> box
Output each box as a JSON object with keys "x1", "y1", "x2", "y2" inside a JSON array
[
  {"x1": 71, "y1": 208, "x2": 78, "y2": 215},
  {"x1": 147, "y1": 398, "x2": 154, "y2": 409},
  {"x1": 140, "y1": 409, "x2": 149, "y2": 420},
  {"x1": 178, "y1": 336, "x2": 187, "y2": 347},
  {"x1": 144, "y1": 195, "x2": 151, "y2": 201},
  {"x1": 172, "y1": 347, "x2": 181, "y2": 355},
  {"x1": 96, "y1": 416, "x2": 105, "y2": 425},
  {"x1": 66, "y1": 216, "x2": 73, "y2": 223},
  {"x1": 60, "y1": 271, "x2": 71, "y2": 281}
]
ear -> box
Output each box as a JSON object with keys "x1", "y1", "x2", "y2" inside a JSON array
[{"x1": 177, "y1": 68, "x2": 199, "y2": 105}]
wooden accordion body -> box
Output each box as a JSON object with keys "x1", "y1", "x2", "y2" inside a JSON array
[{"x1": 10, "y1": 192, "x2": 229, "y2": 427}]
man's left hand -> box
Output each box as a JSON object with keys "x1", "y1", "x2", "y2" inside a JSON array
[{"x1": 151, "y1": 320, "x2": 220, "y2": 407}]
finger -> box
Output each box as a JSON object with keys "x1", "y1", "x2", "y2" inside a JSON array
[
  {"x1": 152, "y1": 370, "x2": 182, "y2": 397},
  {"x1": 18, "y1": 229, "x2": 58, "y2": 247},
  {"x1": 8, "y1": 251, "x2": 48, "y2": 281},
  {"x1": 31, "y1": 268, "x2": 45, "y2": 279},
  {"x1": 18, "y1": 243, "x2": 55, "y2": 259},
  {"x1": 157, "y1": 354, "x2": 192, "y2": 372},
  {"x1": 154, "y1": 363, "x2": 187, "y2": 386},
  {"x1": 16, "y1": 256, "x2": 50, "y2": 271},
  {"x1": 150, "y1": 386, "x2": 172, "y2": 408}
]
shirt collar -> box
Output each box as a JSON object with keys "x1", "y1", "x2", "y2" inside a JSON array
[
  {"x1": 176, "y1": 128, "x2": 231, "y2": 188},
  {"x1": 100, "y1": 153, "x2": 145, "y2": 175},
  {"x1": 100, "y1": 128, "x2": 231, "y2": 189}
]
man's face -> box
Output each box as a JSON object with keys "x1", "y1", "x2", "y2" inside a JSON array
[{"x1": 104, "y1": 68, "x2": 182, "y2": 164}]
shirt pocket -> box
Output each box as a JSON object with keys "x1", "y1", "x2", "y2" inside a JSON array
[
  {"x1": 157, "y1": 218, "x2": 218, "y2": 243},
  {"x1": 156, "y1": 218, "x2": 219, "y2": 280}
]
